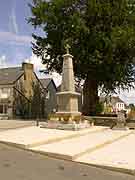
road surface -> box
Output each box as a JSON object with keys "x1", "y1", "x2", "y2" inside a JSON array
[{"x1": 0, "y1": 143, "x2": 134, "y2": 180}]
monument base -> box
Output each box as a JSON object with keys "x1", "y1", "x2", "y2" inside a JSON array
[
  {"x1": 41, "y1": 119, "x2": 92, "y2": 131},
  {"x1": 49, "y1": 112, "x2": 82, "y2": 122}
]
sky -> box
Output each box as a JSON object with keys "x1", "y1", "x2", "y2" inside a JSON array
[
  {"x1": 0, "y1": 0, "x2": 135, "y2": 104},
  {"x1": 0, "y1": 0, "x2": 61, "y2": 85}
]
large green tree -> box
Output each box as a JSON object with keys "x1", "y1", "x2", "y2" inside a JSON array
[{"x1": 29, "y1": 0, "x2": 135, "y2": 115}]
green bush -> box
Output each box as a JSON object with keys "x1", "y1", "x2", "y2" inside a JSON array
[{"x1": 95, "y1": 102, "x2": 104, "y2": 115}]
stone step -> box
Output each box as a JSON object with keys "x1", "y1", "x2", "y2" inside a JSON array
[
  {"x1": 0, "y1": 126, "x2": 107, "y2": 148},
  {"x1": 30, "y1": 130, "x2": 132, "y2": 161},
  {"x1": 75, "y1": 133, "x2": 135, "y2": 175}
]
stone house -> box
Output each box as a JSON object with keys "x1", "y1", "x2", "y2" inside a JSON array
[
  {"x1": 40, "y1": 78, "x2": 57, "y2": 117},
  {"x1": 100, "y1": 96, "x2": 126, "y2": 114},
  {"x1": 0, "y1": 62, "x2": 46, "y2": 119}
]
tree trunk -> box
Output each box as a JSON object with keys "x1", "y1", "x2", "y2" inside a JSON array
[{"x1": 82, "y1": 74, "x2": 99, "y2": 116}]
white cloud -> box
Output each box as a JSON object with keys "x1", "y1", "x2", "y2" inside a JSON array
[
  {"x1": 9, "y1": 2, "x2": 18, "y2": 34},
  {"x1": 118, "y1": 89, "x2": 135, "y2": 105},
  {"x1": 0, "y1": 55, "x2": 7, "y2": 68},
  {"x1": 8, "y1": 0, "x2": 19, "y2": 34},
  {"x1": 0, "y1": 31, "x2": 32, "y2": 45},
  {"x1": 25, "y1": 53, "x2": 45, "y2": 71},
  {"x1": 0, "y1": 55, "x2": 19, "y2": 68},
  {"x1": 2, "y1": 1, "x2": 31, "y2": 46},
  {"x1": 25, "y1": 53, "x2": 48, "y2": 80}
]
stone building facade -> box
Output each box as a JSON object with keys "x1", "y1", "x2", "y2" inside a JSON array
[
  {"x1": 0, "y1": 62, "x2": 45, "y2": 119},
  {"x1": 40, "y1": 78, "x2": 57, "y2": 117}
]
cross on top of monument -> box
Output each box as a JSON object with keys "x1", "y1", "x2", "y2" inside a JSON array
[{"x1": 65, "y1": 44, "x2": 71, "y2": 54}]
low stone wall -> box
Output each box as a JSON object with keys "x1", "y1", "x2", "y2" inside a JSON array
[{"x1": 84, "y1": 116, "x2": 117, "y2": 127}]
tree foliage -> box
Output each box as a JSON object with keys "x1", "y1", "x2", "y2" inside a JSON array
[
  {"x1": 14, "y1": 83, "x2": 31, "y2": 119},
  {"x1": 29, "y1": 0, "x2": 135, "y2": 114},
  {"x1": 29, "y1": 0, "x2": 135, "y2": 91},
  {"x1": 129, "y1": 103, "x2": 135, "y2": 110},
  {"x1": 30, "y1": 82, "x2": 46, "y2": 119}
]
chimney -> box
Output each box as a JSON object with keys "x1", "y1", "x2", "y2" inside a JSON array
[
  {"x1": 22, "y1": 62, "x2": 34, "y2": 81},
  {"x1": 22, "y1": 62, "x2": 33, "y2": 72},
  {"x1": 22, "y1": 62, "x2": 34, "y2": 98}
]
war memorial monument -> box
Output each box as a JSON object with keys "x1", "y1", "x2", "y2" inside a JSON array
[{"x1": 46, "y1": 45, "x2": 90, "y2": 130}]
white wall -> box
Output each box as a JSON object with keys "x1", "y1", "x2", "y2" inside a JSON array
[{"x1": 115, "y1": 102, "x2": 125, "y2": 112}]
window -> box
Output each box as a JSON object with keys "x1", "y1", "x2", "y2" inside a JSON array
[
  {"x1": 0, "y1": 88, "x2": 10, "y2": 99},
  {"x1": 0, "y1": 105, "x2": 3, "y2": 113},
  {"x1": 0, "y1": 104, "x2": 7, "y2": 114},
  {"x1": 4, "y1": 105, "x2": 7, "y2": 114},
  {"x1": 46, "y1": 91, "x2": 50, "y2": 99},
  {"x1": 1, "y1": 88, "x2": 10, "y2": 94},
  {"x1": 3, "y1": 88, "x2": 7, "y2": 93}
]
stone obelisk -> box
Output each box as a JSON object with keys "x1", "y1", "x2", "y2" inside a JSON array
[{"x1": 56, "y1": 45, "x2": 81, "y2": 122}]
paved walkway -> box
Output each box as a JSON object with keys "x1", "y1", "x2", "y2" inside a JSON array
[
  {"x1": 0, "y1": 126, "x2": 106, "y2": 148},
  {"x1": 0, "y1": 120, "x2": 36, "y2": 131},
  {"x1": 31, "y1": 129, "x2": 132, "y2": 160},
  {"x1": 0, "y1": 124, "x2": 134, "y2": 175}
]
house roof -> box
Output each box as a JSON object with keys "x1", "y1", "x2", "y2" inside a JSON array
[
  {"x1": 111, "y1": 96, "x2": 125, "y2": 105},
  {"x1": 40, "y1": 78, "x2": 57, "y2": 90},
  {"x1": 0, "y1": 67, "x2": 23, "y2": 85}
]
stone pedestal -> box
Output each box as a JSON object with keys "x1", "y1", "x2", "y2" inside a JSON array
[
  {"x1": 56, "y1": 91, "x2": 81, "y2": 121},
  {"x1": 41, "y1": 119, "x2": 91, "y2": 131}
]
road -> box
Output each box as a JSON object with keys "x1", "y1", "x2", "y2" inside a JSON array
[{"x1": 0, "y1": 143, "x2": 134, "y2": 180}]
